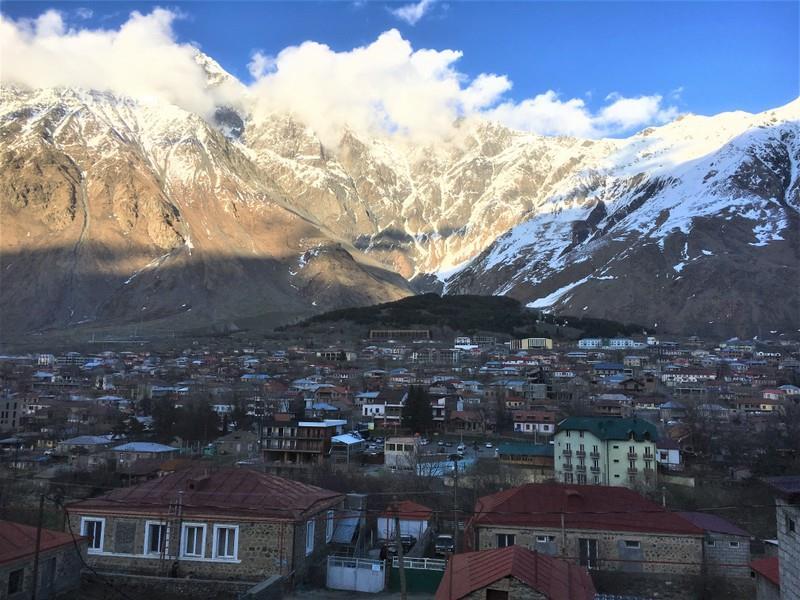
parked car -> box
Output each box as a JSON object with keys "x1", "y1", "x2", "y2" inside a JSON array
[
  {"x1": 435, "y1": 534, "x2": 455, "y2": 555},
  {"x1": 457, "y1": 443, "x2": 466, "y2": 452},
  {"x1": 485, "y1": 442, "x2": 493, "y2": 448}
]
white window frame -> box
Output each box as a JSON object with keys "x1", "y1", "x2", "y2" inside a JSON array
[
  {"x1": 325, "y1": 510, "x2": 334, "y2": 543},
  {"x1": 181, "y1": 523, "x2": 207, "y2": 559},
  {"x1": 212, "y1": 524, "x2": 239, "y2": 561},
  {"x1": 305, "y1": 520, "x2": 315, "y2": 555},
  {"x1": 80, "y1": 517, "x2": 106, "y2": 553},
  {"x1": 536, "y1": 535, "x2": 554, "y2": 543},
  {"x1": 623, "y1": 540, "x2": 641, "y2": 549},
  {"x1": 143, "y1": 520, "x2": 168, "y2": 556},
  {"x1": 728, "y1": 541, "x2": 740, "y2": 548}
]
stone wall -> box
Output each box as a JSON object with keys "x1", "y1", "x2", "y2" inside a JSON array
[
  {"x1": 68, "y1": 510, "x2": 342, "y2": 582},
  {"x1": 88, "y1": 571, "x2": 255, "y2": 600},
  {"x1": 461, "y1": 575, "x2": 548, "y2": 600},
  {"x1": 475, "y1": 525, "x2": 703, "y2": 575},
  {"x1": 0, "y1": 541, "x2": 85, "y2": 600},
  {"x1": 777, "y1": 498, "x2": 800, "y2": 599}
]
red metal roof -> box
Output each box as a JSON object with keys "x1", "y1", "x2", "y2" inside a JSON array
[
  {"x1": 68, "y1": 467, "x2": 343, "y2": 521},
  {"x1": 471, "y1": 484, "x2": 703, "y2": 536},
  {"x1": 435, "y1": 546, "x2": 595, "y2": 600},
  {"x1": 0, "y1": 520, "x2": 83, "y2": 565},
  {"x1": 380, "y1": 500, "x2": 433, "y2": 520},
  {"x1": 750, "y1": 557, "x2": 780, "y2": 586}
]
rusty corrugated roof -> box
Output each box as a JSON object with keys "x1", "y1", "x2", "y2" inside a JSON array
[
  {"x1": 472, "y1": 483, "x2": 703, "y2": 536},
  {"x1": 68, "y1": 467, "x2": 343, "y2": 521},
  {"x1": 0, "y1": 520, "x2": 83, "y2": 565},
  {"x1": 435, "y1": 546, "x2": 595, "y2": 600}
]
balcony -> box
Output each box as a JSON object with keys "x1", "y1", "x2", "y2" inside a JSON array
[
  {"x1": 589, "y1": 451, "x2": 600, "y2": 459},
  {"x1": 576, "y1": 464, "x2": 586, "y2": 472},
  {"x1": 627, "y1": 467, "x2": 638, "y2": 475},
  {"x1": 590, "y1": 466, "x2": 601, "y2": 473},
  {"x1": 562, "y1": 463, "x2": 573, "y2": 471},
  {"x1": 576, "y1": 450, "x2": 586, "y2": 458},
  {"x1": 627, "y1": 452, "x2": 638, "y2": 460},
  {"x1": 562, "y1": 449, "x2": 572, "y2": 457}
]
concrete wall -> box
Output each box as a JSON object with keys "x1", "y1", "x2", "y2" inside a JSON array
[
  {"x1": 0, "y1": 541, "x2": 86, "y2": 600},
  {"x1": 754, "y1": 574, "x2": 780, "y2": 600},
  {"x1": 777, "y1": 499, "x2": 800, "y2": 600},
  {"x1": 475, "y1": 525, "x2": 703, "y2": 575},
  {"x1": 703, "y1": 532, "x2": 750, "y2": 577}
]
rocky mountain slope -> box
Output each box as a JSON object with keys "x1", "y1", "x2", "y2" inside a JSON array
[{"x1": 1, "y1": 55, "x2": 797, "y2": 337}]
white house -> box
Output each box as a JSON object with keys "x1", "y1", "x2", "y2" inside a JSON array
[
  {"x1": 656, "y1": 438, "x2": 682, "y2": 471},
  {"x1": 377, "y1": 500, "x2": 432, "y2": 542}
]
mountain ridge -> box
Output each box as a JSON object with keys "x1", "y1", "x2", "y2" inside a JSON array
[{"x1": 1, "y1": 58, "x2": 798, "y2": 338}]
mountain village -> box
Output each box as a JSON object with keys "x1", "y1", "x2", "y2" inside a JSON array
[{"x1": 1, "y1": 325, "x2": 799, "y2": 600}]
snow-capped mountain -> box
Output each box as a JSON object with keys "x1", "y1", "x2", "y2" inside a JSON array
[{"x1": 1, "y1": 55, "x2": 797, "y2": 336}]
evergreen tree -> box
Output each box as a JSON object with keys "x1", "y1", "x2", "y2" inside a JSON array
[{"x1": 402, "y1": 386, "x2": 433, "y2": 434}]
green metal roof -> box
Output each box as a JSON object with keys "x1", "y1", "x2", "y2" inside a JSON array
[
  {"x1": 496, "y1": 442, "x2": 554, "y2": 457},
  {"x1": 556, "y1": 416, "x2": 657, "y2": 442}
]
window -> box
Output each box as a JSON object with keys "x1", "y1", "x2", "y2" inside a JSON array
[
  {"x1": 144, "y1": 521, "x2": 167, "y2": 555},
  {"x1": 705, "y1": 540, "x2": 716, "y2": 547},
  {"x1": 81, "y1": 518, "x2": 105, "y2": 553},
  {"x1": 213, "y1": 525, "x2": 238, "y2": 560},
  {"x1": 728, "y1": 541, "x2": 740, "y2": 548},
  {"x1": 496, "y1": 533, "x2": 515, "y2": 548},
  {"x1": 8, "y1": 568, "x2": 24, "y2": 595},
  {"x1": 486, "y1": 589, "x2": 509, "y2": 600},
  {"x1": 536, "y1": 535, "x2": 555, "y2": 543},
  {"x1": 182, "y1": 524, "x2": 207, "y2": 558},
  {"x1": 326, "y1": 510, "x2": 334, "y2": 543},
  {"x1": 306, "y1": 520, "x2": 315, "y2": 555},
  {"x1": 623, "y1": 540, "x2": 640, "y2": 549},
  {"x1": 787, "y1": 515, "x2": 796, "y2": 533}
]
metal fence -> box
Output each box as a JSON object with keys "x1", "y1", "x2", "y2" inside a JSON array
[
  {"x1": 326, "y1": 555, "x2": 386, "y2": 593},
  {"x1": 391, "y1": 556, "x2": 447, "y2": 571}
]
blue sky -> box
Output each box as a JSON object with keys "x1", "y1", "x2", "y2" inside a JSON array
[{"x1": 1, "y1": 1, "x2": 798, "y2": 138}]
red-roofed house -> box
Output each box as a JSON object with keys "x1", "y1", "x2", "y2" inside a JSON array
[
  {"x1": 0, "y1": 519, "x2": 87, "y2": 599},
  {"x1": 751, "y1": 557, "x2": 779, "y2": 600},
  {"x1": 66, "y1": 467, "x2": 344, "y2": 583},
  {"x1": 435, "y1": 545, "x2": 595, "y2": 600},
  {"x1": 466, "y1": 484, "x2": 704, "y2": 576},
  {"x1": 377, "y1": 500, "x2": 433, "y2": 542}
]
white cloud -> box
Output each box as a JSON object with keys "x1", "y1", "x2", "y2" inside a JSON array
[
  {"x1": 248, "y1": 29, "x2": 510, "y2": 144},
  {"x1": 391, "y1": 0, "x2": 435, "y2": 25},
  {"x1": 0, "y1": 8, "x2": 242, "y2": 118},
  {"x1": 247, "y1": 51, "x2": 274, "y2": 79},
  {"x1": 0, "y1": 9, "x2": 680, "y2": 142},
  {"x1": 75, "y1": 7, "x2": 93, "y2": 20},
  {"x1": 486, "y1": 90, "x2": 678, "y2": 138}
]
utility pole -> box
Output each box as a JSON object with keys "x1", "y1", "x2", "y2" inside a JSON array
[
  {"x1": 394, "y1": 514, "x2": 407, "y2": 600},
  {"x1": 452, "y1": 457, "x2": 459, "y2": 553},
  {"x1": 31, "y1": 494, "x2": 44, "y2": 600}
]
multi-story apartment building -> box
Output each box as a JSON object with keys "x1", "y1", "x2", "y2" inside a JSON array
[
  {"x1": 554, "y1": 417, "x2": 658, "y2": 489},
  {"x1": 262, "y1": 419, "x2": 346, "y2": 467}
]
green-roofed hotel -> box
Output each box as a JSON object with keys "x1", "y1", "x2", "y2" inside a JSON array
[{"x1": 554, "y1": 417, "x2": 658, "y2": 490}]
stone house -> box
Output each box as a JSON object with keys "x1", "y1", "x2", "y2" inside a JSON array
[
  {"x1": 435, "y1": 545, "x2": 595, "y2": 600},
  {"x1": 1, "y1": 519, "x2": 87, "y2": 600},
  {"x1": 213, "y1": 430, "x2": 259, "y2": 457},
  {"x1": 466, "y1": 483, "x2": 704, "y2": 576},
  {"x1": 678, "y1": 511, "x2": 751, "y2": 578},
  {"x1": 66, "y1": 467, "x2": 344, "y2": 583}
]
